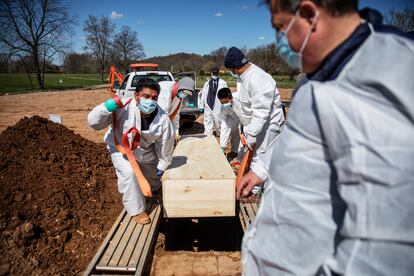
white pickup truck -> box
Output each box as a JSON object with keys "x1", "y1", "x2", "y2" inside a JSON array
[{"x1": 116, "y1": 63, "x2": 174, "y2": 100}]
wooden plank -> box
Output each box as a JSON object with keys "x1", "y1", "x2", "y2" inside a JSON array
[
  {"x1": 134, "y1": 204, "x2": 162, "y2": 275},
  {"x1": 163, "y1": 179, "x2": 235, "y2": 217},
  {"x1": 239, "y1": 203, "x2": 249, "y2": 232},
  {"x1": 116, "y1": 202, "x2": 157, "y2": 269},
  {"x1": 245, "y1": 203, "x2": 256, "y2": 224},
  {"x1": 96, "y1": 211, "x2": 133, "y2": 269},
  {"x1": 108, "y1": 216, "x2": 136, "y2": 267},
  {"x1": 127, "y1": 203, "x2": 158, "y2": 270},
  {"x1": 83, "y1": 209, "x2": 127, "y2": 276}
]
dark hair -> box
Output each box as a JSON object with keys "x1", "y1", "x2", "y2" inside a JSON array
[
  {"x1": 262, "y1": 0, "x2": 358, "y2": 16},
  {"x1": 217, "y1": 87, "x2": 233, "y2": 99},
  {"x1": 135, "y1": 78, "x2": 160, "y2": 94}
]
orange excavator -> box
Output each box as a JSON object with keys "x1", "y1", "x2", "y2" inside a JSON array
[{"x1": 107, "y1": 66, "x2": 125, "y2": 97}]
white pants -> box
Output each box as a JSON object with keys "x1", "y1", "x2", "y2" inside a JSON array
[
  {"x1": 204, "y1": 108, "x2": 220, "y2": 136},
  {"x1": 110, "y1": 151, "x2": 161, "y2": 216}
]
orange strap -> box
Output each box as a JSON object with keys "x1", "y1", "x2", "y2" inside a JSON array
[
  {"x1": 235, "y1": 133, "x2": 255, "y2": 189},
  {"x1": 169, "y1": 82, "x2": 182, "y2": 121},
  {"x1": 112, "y1": 100, "x2": 152, "y2": 197}
]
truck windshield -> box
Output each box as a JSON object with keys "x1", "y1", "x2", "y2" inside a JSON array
[{"x1": 131, "y1": 75, "x2": 173, "y2": 87}]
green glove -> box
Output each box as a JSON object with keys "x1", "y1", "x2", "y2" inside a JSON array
[
  {"x1": 104, "y1": 98, "x2": 120, "y2": 112},
  {"x1": 199, "y1": 108, "x2": 204, "y2": 113}
]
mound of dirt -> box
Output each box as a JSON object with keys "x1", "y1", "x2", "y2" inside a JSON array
[{"x1": 0, "y1": 116, "x2": 122, "y2": 275}]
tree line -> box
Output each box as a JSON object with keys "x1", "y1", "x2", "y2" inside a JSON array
[{"x1": 1, "y1": 0, "x2": 413, "y2": 90}]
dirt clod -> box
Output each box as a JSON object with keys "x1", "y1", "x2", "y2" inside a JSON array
[{"x1": 0, "y1": 115, "x2": 121, "y2": 275}]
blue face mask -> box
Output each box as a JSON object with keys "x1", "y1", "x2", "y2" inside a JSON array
[
  {"x1": 275, "y1": 10, "x2": 319, "y2": 69},
  {"x1": 222, "y1": 102, "x2": 232, "y2": 110},
  {"x1": 139, "y1": 98, "x2": 157, "y2": 114}
]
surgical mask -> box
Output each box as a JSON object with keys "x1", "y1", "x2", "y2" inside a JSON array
[
  {"x1": 275, "y1": 10, "x2": 319, "y2": 69},
  {"x1": 138, "y1": 98, "x2": 157, "y2": 114},
  {"x1": 222, "y1": 102, "x2": 232, "y2": 109},
  {"x1": 177, "y1": 91, "x2": 187, "y2": 99},
  {"x1": 211, "y1": 75, "x2": 218, "y2": 80}
]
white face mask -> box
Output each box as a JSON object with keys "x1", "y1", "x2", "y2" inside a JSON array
[
  {"x1": 211, "y1": 74, "x2": 218, "y2": 80},
  {"x1": 229, "y1": 69, "x2": 238, "y2": 78}
]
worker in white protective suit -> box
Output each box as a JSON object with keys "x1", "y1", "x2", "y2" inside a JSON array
[
  {"x1": 158, "y1": 77, "x2": 195, "y2": 138},
  {"x1": 217, "y1": 87, "x2": 242, "y2": 160},
  {"x1": 199, "y1": 67, "x2": 228, "y2": 138},
  {"x1": 224, "y1": 47, "x2": 285, "y2": 187},
  {"x1": 88, "y1": 78, "x2": 174, "y2": 225},
  {"x1": 239, "y1": 1, "x2": 414, "y2": 275}
]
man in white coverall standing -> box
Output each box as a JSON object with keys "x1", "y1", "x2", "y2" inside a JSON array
[
  {"x1": 88, "y1": 78, "x2": 174, "y2": 224},
  {"x1": 224, "y1": 47, "x2": 285, "y2": 185},
  {"x1": 199, "y1": 67, "x2": 228, "y2": 142},
  {"x1": 239, "y1": 0, "x2": 414, "y2": 275}
]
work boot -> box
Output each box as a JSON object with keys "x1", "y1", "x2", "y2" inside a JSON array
[{"x1": 132, "y1": 212, "x2": 151, "y2": 225}]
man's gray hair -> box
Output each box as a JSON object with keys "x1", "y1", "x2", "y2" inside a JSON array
[{"x1": 262, "y1": 0, "x2": 358, "y2": 16}]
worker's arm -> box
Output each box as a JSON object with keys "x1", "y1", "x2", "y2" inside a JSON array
[
  {"x1": 243, "y1": 74, "x2": 276, "y2": 138},
  {"x1": 87, "y1": 102, "x2": 113, "y2": 130},
  {"x1": 198, "y1": 82, "x2": 208, "y2": 110},
  {"x1": 154, "y1": 116, "x2": 175, "y2": 172},
  {"x1": 219, "y1": 114, "x2": 231, "y2": 149}
]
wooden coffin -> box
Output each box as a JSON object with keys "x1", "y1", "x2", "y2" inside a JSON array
[{"x1": 162, "y1": 135, "x2": 236, "y2": 218}]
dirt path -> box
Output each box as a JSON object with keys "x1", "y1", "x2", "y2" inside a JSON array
[{"x1": 0, "y1": 88, "x2": 109, "y2": 144}]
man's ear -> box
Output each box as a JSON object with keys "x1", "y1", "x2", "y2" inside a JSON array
[{"x1": 299, "y1": 0, "x2": 319, "y2": 26}]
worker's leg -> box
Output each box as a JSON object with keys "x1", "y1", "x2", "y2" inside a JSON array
[
  {"x1": 230, "y1": 122, "x2": 241, "y2": 154},
  {"x1": 213, "y1": 113, "x2": 221, "y2": 136},
  {"x1": 110, "y1": 151, "x2": 145, "y2": 216},
  {"x1": 204, "y1": 109, "x2": 214, "y2": 135},
  {"x1": 139, "y1": 162, "x2": 162, "y2": 193}
]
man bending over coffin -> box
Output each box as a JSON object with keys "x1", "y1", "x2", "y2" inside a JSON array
[{"x1": 88, "y1": 78, "x2": 174, "y2": 224}]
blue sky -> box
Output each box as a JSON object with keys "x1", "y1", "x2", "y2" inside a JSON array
[{"x1": 65, "y1": 0, "x2": 414, "y2": 58}]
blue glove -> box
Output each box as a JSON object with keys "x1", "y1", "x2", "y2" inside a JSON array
[
  {"x1": 104, "y1": 98, "x2": 120, "y2": 112},
  {"x1": 156, "y1": 169, "x2": 164, "y2": 177}
]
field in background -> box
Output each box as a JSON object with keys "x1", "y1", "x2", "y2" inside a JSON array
[
  {"x1": 1, "y1": 73, "x2": 296, "y2": 94},
  {"x1": 196, "y1": 75, "x2": 296, "y2": 90},
  {"x1": 0, "y1": 73, "x2": 102, "y2": 94}
]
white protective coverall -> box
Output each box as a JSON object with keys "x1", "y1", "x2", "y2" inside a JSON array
[
  {"x1": 158, "y1": 81, "x2": 180, "y2": 136},
  {"x1": 88, "y1": 100, "x2": 174, "y2": 216},
  {"x1": 219, "y1": 92, "x2": 241, "y2": 153},
  {"x1": 242, "y1": 21, "x2": 414, "y2": 276},
  {"x1": 199, "y1": 78, "x2": 228, "y2": 137},
  {"x1": 238, "y1": 63, "x2": 285, "y2": 181}
]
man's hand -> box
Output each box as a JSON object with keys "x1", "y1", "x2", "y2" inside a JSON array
[{"x1": 236, "y1": 171, "x2": 263, "y2": 200}]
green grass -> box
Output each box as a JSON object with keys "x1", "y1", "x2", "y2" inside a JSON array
[
  {"x1": 196, "y1": 75, "x2": 296, "y2": 90},
  {"x1": 0, "y1": 73, "x2": 103, "y2": 94}
]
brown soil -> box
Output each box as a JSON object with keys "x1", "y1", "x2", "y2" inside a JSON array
[{"x1": 0, "y1": 115, "x2": 122, "y2": 275}]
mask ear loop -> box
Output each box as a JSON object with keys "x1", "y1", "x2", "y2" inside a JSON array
[{"x1": 299, "y1": 10, "x2": 319, "y2": 54}]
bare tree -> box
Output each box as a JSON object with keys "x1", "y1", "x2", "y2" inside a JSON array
[
  {"x1": 83, "y1": 15, "x2": 115, "y2": 83},
  {"x1": 384, "y1": 7, "x2": 414, "y2": 33},
  {"x1": 0, "y1": 0, "x2": 75, "y2": 90},
  {"x1": 111, "y1": 26, "x2": 145, "y2": 70}
]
